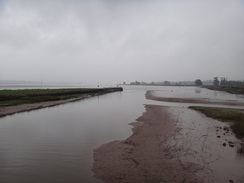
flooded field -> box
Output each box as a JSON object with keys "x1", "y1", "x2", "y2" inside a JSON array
[{"x1": 0, "y1": 85, "x2": 243, "y2": 182}]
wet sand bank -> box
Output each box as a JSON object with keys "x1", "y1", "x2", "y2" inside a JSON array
[
  {"x1": 168, "y1": 107, "x2": 244, "y2": 183},
  {"x1": 93, "y1": 92, "x2": 244, "y2": 183},
  {"x1": 146, "y1": 90, "x2": 244, "y2": 106},
  {"x1": 92, "y1": 105, "x2": 204, "y2": 183}
]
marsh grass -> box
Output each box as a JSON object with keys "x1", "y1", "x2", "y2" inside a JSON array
[
  {"x1": 189, "y1": 106, "x2": 244, "y2": 138},
  {"x1": 0, "y1": 88, "x2": 102, "y2": 107},
  {"x1": 189, "y1": 106, "x2": 244, "y2": 153},
  {"x1": 238, "y1": 143, "x2": 244, "y2": 153},
  {"x1": 203, "y1": 86, "x2": 244, "y2": 95}
]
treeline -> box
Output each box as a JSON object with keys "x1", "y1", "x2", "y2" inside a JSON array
[
  {"x1": 213, "y1": 77, "x2": 244, "y2": 87},
  {"x1": 0, "y1": 88, "x2": 123, "y2": 107},
  {"x1": 129, "y1": 80, "x2": 213, "y2": 86},
  {"x1": 129, "y1": 81, "x2": 190, "y2": 86},
  {"x1": 129, "y1": 78, "x2": 244, "y2": 87}
]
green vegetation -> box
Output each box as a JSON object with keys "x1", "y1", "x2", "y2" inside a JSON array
[
  {"x1": 238, "y1": 144, "x2": 244, "y2": 154},
  {"x1": 213, "y1": 77, "x2": 220, "y2": 86},
  {"x1": 0, "y1": 88, "x2": 109, "y2": 107},
  {"x1": 189, "y1": 106, "x2": 244, "y2": 138},
  {"x1": 194, "y1": 79, "x2": 203, "y2": 86},
  {"x1": 189, "y1": 106, "x2": 244, "y2": 153},
  {"x1": 212, "y1": 77, "x2": 244, "y2": 87},
  {"x1": 203, "y1": 85, "x2": 244, "y2": 95}
]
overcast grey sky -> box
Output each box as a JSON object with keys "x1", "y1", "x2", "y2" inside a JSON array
[{"x1": 0, "y1": 0, "x2": 244, "y2": 85}]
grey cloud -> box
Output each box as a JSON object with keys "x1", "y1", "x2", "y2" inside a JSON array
[{"x1": 0, "y1": 0, "x2": 244, "y2": 84}]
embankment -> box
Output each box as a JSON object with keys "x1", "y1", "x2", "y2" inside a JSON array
[{"x1": 0, "y1": 87, "x2": 123, "y2": 118}]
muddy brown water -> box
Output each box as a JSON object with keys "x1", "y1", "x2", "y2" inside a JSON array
[{"x1": 0, "y1": 85, "x2": 244, "y2": 183}]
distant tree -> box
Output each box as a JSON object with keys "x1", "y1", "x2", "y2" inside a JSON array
[
  {"x1": 130, "y1": 81, "x2": 141, "y2": 85},
  {"x1": 175, "y1": 82, "x2": 182, "y2": 86},
  {"x1": 195, "y1": 79, "x2": 203, "y2": 86},
  {"x1": 164, "y1": 81, "x2": 171, "y2": 86},
  {"x1": 135, "y1": 81, "x2": 141, "y2": 85},
  {"x1": 213, "y1": 77, "x2": 219, "y2": 86},
  {"x1": 220, "y1": 77, "x2": 227, "y2": 86}
]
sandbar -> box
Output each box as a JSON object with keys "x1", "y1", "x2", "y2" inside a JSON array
[
  {"x1": 92, "y1": 105, "x2": 203, "y2": 183},
  {"x1": 146, "y1": 90, "x2": 244, "y2": 106}
]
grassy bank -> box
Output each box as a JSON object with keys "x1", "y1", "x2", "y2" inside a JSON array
[
  {"x1": 189, "y1": 106, "x2": 244, "y2": 138},
  {"x1": 203, "y1": 85, "x2": 244, "y2": 95},
  {"x1": 189, "y1": 106, "x2": 244, "y2": 153},
  {"x1": 0, "y1": 88, "x2": 122, "y2": 107}
]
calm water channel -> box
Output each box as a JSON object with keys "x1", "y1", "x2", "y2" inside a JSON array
[
  {"x1": 0, "y1": 87, "x2": 147, "y2": 183},
  {"x1": 0, "y1": 86, "x2": 243, "y2": 183}
]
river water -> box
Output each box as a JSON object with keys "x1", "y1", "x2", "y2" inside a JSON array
[{"x1": 0, "y1": 85, "x2": 243, "y2": 183}]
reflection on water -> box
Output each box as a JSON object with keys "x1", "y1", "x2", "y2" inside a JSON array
[
  {"x1": 0, "y1": 89, "x2": 146, "y2": 183},
  {"x1": 0, "y1": 85, "x2": 243, "y2": 183},
  {"x1": 195, "y1": 87, "x2": 202, "y2": 93}
]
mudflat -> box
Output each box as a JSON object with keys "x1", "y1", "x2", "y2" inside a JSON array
[
  {"x1": 92, "y1": 105, "x2": 203, "y2": 183},
  {"x1": 93, "y1": 92, "x2": 244, "y2": 183}
]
